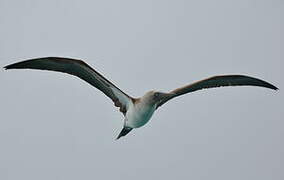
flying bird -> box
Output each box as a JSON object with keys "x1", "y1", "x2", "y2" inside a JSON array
[{"x1": 4, "y1": 57, "x2": 278, "y2": 139}]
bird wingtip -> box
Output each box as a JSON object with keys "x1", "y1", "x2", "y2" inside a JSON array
[
  {"x1": 263, "y1": 81, "x2": 278, "y2": 91},
  {"x1": 3, "y1": 65, "x2": 9, "y2": 70},
  {"x1": 3, "y1": 61, "x2": 26, "y2": 70},
  {"x1": 270, "y1": 84, "x2": 279, "y2": 91},
  {"x1": 3, "y1": 63, "x2": 16, "y2": 70}
]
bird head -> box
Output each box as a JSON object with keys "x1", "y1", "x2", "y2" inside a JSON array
[{"x1": 143, "y1": 90, "x2": 174, "y2": 106}]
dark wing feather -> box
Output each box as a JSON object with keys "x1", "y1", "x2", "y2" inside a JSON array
[
  {"x1": 4, "y1": 57, "x2": 132, "y2": 115},
  {"x1": 157, "y1": 75, "x2": 278, "y2": 108}
]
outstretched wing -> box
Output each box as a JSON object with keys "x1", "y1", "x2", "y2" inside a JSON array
[
  {"x1": 4, "y1": 57, "x2": 133, "y2": 115},
  {"x1": 157, "y1": 75, "x2": 278, "y2": 108}
]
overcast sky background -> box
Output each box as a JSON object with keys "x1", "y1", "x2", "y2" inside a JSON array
[{"x1": 0, "y1": 0, "x2": 283, "y2": 179}]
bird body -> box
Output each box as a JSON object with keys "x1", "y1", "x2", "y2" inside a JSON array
[
  {"x1": 126, "y1": 101, "x2": 156, "y2": 128},
  {"x1": 4, "y1": 57, "x2": 278, "y2": 139},
  {"x1": 126, "y1": 95, "x2": 156, "y2": 128}
]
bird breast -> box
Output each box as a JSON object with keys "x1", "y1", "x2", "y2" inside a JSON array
[{"x1": 125, "y1": 102, "x2": 156, "y2": 128}]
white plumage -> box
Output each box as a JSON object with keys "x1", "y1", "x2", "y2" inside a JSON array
[{"x1": 4, "y1": 57, "x2": 278, "y2": 139}]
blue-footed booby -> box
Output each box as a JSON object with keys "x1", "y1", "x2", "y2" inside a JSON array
[{"x1": 4, "y1": 57, "x2": 278, "y2": 139}]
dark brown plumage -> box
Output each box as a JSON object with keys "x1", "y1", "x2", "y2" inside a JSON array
[{"x1": 4, "y1": 57, "x2": 278, "y2": 139}]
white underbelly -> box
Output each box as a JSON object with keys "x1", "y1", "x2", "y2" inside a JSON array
[{"x1": 125, "y1": 104, "x2": 156, "y2": 128}]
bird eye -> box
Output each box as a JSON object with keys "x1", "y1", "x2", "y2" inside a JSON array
[{"x1": 154, "y1": 92, "x2": 159, "y2": 97}]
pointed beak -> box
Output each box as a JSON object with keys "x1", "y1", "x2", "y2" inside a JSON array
[{"x1": 160, "y1": 92, "x2": 175, "y2": 99}]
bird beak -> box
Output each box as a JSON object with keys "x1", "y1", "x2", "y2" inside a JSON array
[{"x1": 160, "y1": 92, "x2": 175, "y2": 99}]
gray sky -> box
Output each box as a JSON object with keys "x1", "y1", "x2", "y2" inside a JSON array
[{"x1": 0, "y1": 0, "x2": 283, "y2": 179}]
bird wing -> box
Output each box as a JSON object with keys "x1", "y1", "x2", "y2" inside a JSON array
[
  {"x1": 4, "y1": 57, "x2": 133, "y2": 115},
  {"x1": 157, "y1": 75, "x2": 278, "y2": 108}
]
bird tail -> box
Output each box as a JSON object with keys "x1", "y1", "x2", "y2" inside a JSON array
[{"x1": 116, "y1": 126, "x2": 133, "y2": 140}]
